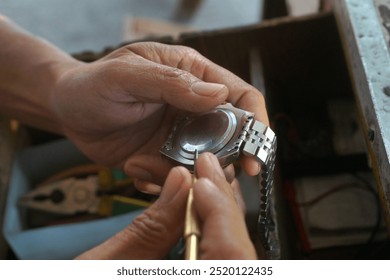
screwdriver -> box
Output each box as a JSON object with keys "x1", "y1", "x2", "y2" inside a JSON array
[{"x1": 184, "y1": 150, "x2": 201, "y2": 260}]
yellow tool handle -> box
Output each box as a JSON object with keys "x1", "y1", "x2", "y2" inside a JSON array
[{"x1": 184, "y1": 182, "x2": 201, "y2": 260}]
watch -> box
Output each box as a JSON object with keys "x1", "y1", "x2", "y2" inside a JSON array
[{"x1": 160, "y1": 103, "x2": 277, "y2": 255}]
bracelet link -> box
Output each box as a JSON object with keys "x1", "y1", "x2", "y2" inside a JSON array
[{"x1": 242, "y1": 119, "x2": 278, "y2": 257}]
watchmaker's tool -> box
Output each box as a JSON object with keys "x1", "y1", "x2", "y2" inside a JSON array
[{"x1": 184, "y1": 150, "x2": 201, "y2": 260}]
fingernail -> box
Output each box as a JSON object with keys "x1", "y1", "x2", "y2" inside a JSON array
[
  {"x1": 142, "y1": 184, "x2": 162, "y2": 195},
  {"x1": 191, "y1": 82, "x2": 226, "y2": 96},
  {"x1": 128, "y1": 166, "x2": 152, "y2": 181},
  {"x1": 205, "y1": 153, "x2": 225, "y2": 177},
  {"x1": 255, "y1": 163, "x2": 261, "y2": 175}
]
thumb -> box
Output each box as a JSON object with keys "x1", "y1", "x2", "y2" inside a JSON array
[
  {"x1": 76, "y1": 166, "x2": 192, "y2": 260},
  {"x1": 193, "y1": 178, "x2": 257, "y2": 259},
  {"x1": 127, "y1": 62, "x2": 229, "y2": 112}
]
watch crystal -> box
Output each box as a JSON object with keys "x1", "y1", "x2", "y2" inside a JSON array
[{"x1": 179, "y1": 111, "x2": 234, "y2": 153}]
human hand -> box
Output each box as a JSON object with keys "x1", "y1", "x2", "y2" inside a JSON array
[
  {"x1": 193, "y1": 153, "x2": 257, "y2": 259},
  {"x1": 76, "y1": 153, "x2": 257, "y2": 260},
  {"x1": 52, "y1": 42, "x2": 268, "y2": 191}
]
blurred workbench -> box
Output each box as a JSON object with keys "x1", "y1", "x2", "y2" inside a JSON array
[{"x1": 334, "y1": 0, "x2": 390, "y2": 232}]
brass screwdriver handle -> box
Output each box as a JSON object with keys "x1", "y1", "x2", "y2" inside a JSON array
[
  {"x1": 184, "y1": 186, "x2": 200, "y2": 260},
  {"x1": 184, "y1": 150, "x2": 200, "y2": 260}
]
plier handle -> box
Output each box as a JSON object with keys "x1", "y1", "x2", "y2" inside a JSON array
[
  {"x1": 19, "y1": 176, "x2": 100, "y2": 215},
  {"x1": 19, "y1": 175, "x2": 151, "y2": 216}
]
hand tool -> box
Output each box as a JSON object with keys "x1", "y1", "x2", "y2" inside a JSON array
[
  {"x1": 19, "y1": 175, "x2": 151, "y2": 217},
  {"x1": 184, "y1": 150, "x2": 201, "y2": 260}
]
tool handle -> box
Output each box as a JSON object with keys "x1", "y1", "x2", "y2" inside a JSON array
[{"x1": 184, "y1": 186, "x2": 201, "y2": 260}]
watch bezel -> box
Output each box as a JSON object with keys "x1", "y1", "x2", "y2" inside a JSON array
[{"x1": 160, "y1": 103, "x2": 254, "y2": 171}]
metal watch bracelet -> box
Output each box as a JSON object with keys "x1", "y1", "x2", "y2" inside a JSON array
[{"x1": 241, "y1": 118, "x2": 278, "y2": 257}]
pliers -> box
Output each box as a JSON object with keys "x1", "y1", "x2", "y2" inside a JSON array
[{"x1": 19, "y1": 175, "x2": 151, "y2": 217}]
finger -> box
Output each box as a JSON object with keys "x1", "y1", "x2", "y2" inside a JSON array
[
  {"x1": 127, "y1": 42, "x2": 268, "y2": 124},
  {"x1": 128, "y1": 61, "x2": 229, "y2": 112},
  {"x1": 196, "y1": 153, "x2": 244, "y2": 207},
  {"x1": 193, "y1": 55, "x2": 268, "y2": 125},
  {"x1": 194, "y1": 178, "x2": 242, "y2": 222},
  {"x1": 193, "y1": 178, "x2": 257, "y2": 259},
  {"x1": 76, "y1": 166, "x2": 192, "y2": 260},
  {"x1": 133, "y1": 179, "x2": 162, "y2": 195},
  {"x1": 104, "y1": 48, "x2": 228, "y2": 113},
  {"x1": 174, "y1": 48, "x2": 268, "y2": 176},
  {"x1": 196, "y1": 153, "x2": 235, "y2": 199},
  {"x1": 231, "y1": 178, "x2": 246, "y2": 214},
  {"x1": 124, "y1": 153, "x2": 173, "y2": 187},
  {"x1": 239, "y1": 156, "x2": 261, "y2": 177},
  {"x1": 223, "y1": 164, "x2": 235, "y2": 184}
]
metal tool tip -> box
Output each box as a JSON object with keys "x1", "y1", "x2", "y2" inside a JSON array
[{"x1": 193, "y1": 149, "x2": 199, "y2": 176}]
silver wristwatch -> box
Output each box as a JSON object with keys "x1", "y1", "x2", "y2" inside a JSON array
[{"x1": 160, "y1": 103, "x2": 277, "y2": 255}]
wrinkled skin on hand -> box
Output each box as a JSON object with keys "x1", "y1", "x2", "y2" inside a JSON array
[{"x1": 52, "y1": 42, "x2": 268, "y2": 191}]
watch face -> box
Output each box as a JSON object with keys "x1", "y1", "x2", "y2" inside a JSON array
[
  {"x1": 179, "y1": 110, "x2": 236, "y2": 154},
  {"x1": 161, "y1": 103, "x2": 253, "y2": 170}
]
